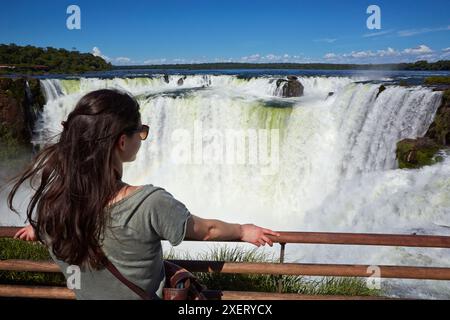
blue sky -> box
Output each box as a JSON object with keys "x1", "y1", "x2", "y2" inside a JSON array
[{"x1": 1, "y1": 0, "x2": 449, "y2": 65}]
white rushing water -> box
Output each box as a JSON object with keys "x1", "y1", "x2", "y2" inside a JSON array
[{"x1": 1, "y1": 74, "x2": 449, "y2": 298}]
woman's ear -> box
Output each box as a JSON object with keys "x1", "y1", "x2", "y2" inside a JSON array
[{"x1": 117, "y1": 134, "x2": 126, "y2": 150}]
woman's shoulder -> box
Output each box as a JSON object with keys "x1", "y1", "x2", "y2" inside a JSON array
[{"x1": 139, "y1": 185, "x2": 183, "y2": 208}]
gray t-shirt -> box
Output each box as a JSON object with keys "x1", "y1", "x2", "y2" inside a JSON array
[{"x1": 47, "y1": 184, "x2": 191, "y2": 300}]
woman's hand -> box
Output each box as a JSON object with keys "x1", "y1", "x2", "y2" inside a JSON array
[
  {"x1": 14, "y1": 224, "x2": 37, "y2": 241},
  {"x1": 240, "y1": 224, "x2": 280, "y2": 247}
]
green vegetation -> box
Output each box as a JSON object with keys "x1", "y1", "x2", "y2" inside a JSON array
[
  {"x1": 0, "y1": 44, "x2": 112, "y2": 74},
  {"x1": 0, "y1": 122, "x2": 32, "y2": 176},
  {"x1": 113, "y1": 60, "x2": 450, "y2": 71},
  {"x1": 165, "y1": 245, "x2": 380, "y2": 296},
  {"x1": 425, "y1": 89, "x2": 450, "y2": 147},
  {"x1": 0, "y1": 77, "x2": 38, "y2": 169},
  {"x1": 0, "y1": 123, "x2": 21, "y2": 161},
  {"x1": 424, "y1": 76, "x2": 450, "y2": 85},
  {"x1": 396, "y1": 138, "x2": 442, "y2": 169},
  {"x1": 396, "y1": 88, "x2": 450, "y2": 169},
  {"x1": 0, "y1": 239, "x2": 65, "y2": 286},
  {"x1": 433, "y1": 90, "x2": 450, "y2": 146},
  {"x1": 0, "y1": 239, "x2": 380, "y2": 296}
]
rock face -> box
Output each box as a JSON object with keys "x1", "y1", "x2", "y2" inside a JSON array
[
  {"x1": 425, "y1": 89, "x2": 450, "y2": 146},
  {"x1": 276, "y1": 77, "x2": 304, "y2": 97},
  {"x1": 395, "y1": 88, "x2": 450, "y2": 169},
  {"x1": 376, "y1": 85, "x2": 386, "y2": 98},
  {"x1": 177, "y1": 75, "x2": 187, "y2": 86},
  {"x1": 0, "y1": 77, "x2": 45, "y2": 145},
  {"x1": 396, "y1": 137, "x2": 442, "y2": 169}
]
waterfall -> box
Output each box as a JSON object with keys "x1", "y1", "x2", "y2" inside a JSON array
[{"x1": 4, "y1": 74, "x2": 449, "y2": 298}]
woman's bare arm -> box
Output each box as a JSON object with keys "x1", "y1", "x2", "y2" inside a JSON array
[{"x1": 185, "y1": 215, "x2": 280, "y2": 247}]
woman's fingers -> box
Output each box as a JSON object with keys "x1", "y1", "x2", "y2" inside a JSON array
[
  {"x1": 262, "y1": 228, "x2": 280, "y2": 237},
  {"x1": 13, "y1": 226, "x2": 36, "y2": 241},
  {"x1": 261, "y1": 235, "x2": 273, "y2": 246},
  {"x1": 14, "y1": 228, "x2": 25, "y2": 239}
]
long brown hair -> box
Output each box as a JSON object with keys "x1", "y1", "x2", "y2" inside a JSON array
[{"x1": 6, "y1": 89, "x2": 141, "y2": 269}]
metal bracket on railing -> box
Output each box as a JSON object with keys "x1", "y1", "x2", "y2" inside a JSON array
[{"x1": 278, "y1": 242, "x2": 286, "y2": 293}]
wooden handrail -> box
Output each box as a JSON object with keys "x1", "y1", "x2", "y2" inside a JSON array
[
  {"x1": 0, "y1": 285, "x2": 393, "y2": 300},
  {"x1": 2, "y1": 226, "x2": 450, "y2": 248},
  {"x1": 2, "y1": 259, "x2": 450, "y2": 280},
  {"x1": 1, "y1": 226, "x2": 450, "y2": 300}
]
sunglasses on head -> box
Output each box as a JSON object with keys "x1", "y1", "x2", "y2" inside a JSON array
[{"x1": 127, "y1": 124, "x2": 149, "y2": 140}]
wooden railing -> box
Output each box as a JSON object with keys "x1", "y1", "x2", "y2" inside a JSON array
[{"x1": 1, "y1": 226, "x2": 450, "y2": 300}]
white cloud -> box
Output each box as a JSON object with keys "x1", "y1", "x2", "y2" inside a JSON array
[
  {"x1": 314, "y1": 38, "x2": 337, "y2": 43},
  {"x1": 416, "y1": 54, "x2": 435, "y2": 60},
  {"x1": 397, "y1": 26, "x2": 450, "y2": 37},
  {"x1": 363, "y1": 30, "x2": 394, "y2": 38},
  {"x1": 91, "y1": 46, "x2": 110, "y2": 61},
  {"x1": 92, "y1": 46, "x2": 101, "y2": 57},
  {"x1": 144, "y1": 58, "x2": 167, "y2": 65},
  {"x1": 377, "y1": 47, "x2": 400, "y2": 57},
  {"x1": 120, "y1": 44, "x2": 445, "y2": 66},
  {"x1": 241, "y1": 54, "x2": 261, "y2": 62},
  {"x1": 235, "y1": 53, "x2": 319, "y2": 63},
  {"x1": 265, "y1": 54, "x2": 279, "y2": 60},
  {"x1": 115, "y1": 57, "x2": 131, "y2": 63},
  {"x1": 92, "y1": 47, "x2": 135, "y2": 65},
  {"x1": 321, "y1": 45, "x2": 439, "y2": 63},
  {"x1": 402, "y1": 45, "x2": 433, "y2": 55},
  {"x1": 344, "y1": 50, "x2": 376, "y2": 58}
]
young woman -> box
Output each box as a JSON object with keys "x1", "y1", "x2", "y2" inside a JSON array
[{"x1": 8, "y1": 89, "x2": 279, "y2": 300}]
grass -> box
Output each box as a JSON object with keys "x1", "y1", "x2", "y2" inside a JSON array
[
  {"x1": 0, "y1": 239, "x2": 381, "y2": 297},
  {"x1": 0, "y1": 238, "x2": 65, "y2": 286},
  {"x1": 164, "y1": 245, "x2": 381, "y2": 296},
  {"x1": 424, "y1": 76, "x2": 450, "y2": 85},
  {"x1": 396, "y1": 139, "x2": 442, "y2": 169}
]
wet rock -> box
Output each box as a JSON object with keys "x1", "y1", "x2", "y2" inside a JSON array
[
  {"x1": 376, "y1": 85, "x2": 386, "y2": 98},
  {"x1": 163, "y1": 74, "x2": 169, "y2": 83},
  {"x1": 395, "y1": 88, "x2": 449, "y2": 169},
  {"x1": 276, "y1": 77, "x2": 304, "y2": 97},
  {"x1": 396, "y1": 137, "x2": 442, "y2": 169},
  {"x1": 177, "y1": 75, "x2": 187, "y2": 86},
  {"x1": 425, "y1": 89, "x2": 450, "y2": 146},
  {"x1": 0, "y1": 77, "x2": 45, "y2": 145}
]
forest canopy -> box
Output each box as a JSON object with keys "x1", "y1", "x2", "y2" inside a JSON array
[
  {"x1": 1, "y1": 44, "x2": 449, "y2": 74},
  {"x1": 0, "y1": 44, "x2": 112, "y2": 74}
]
